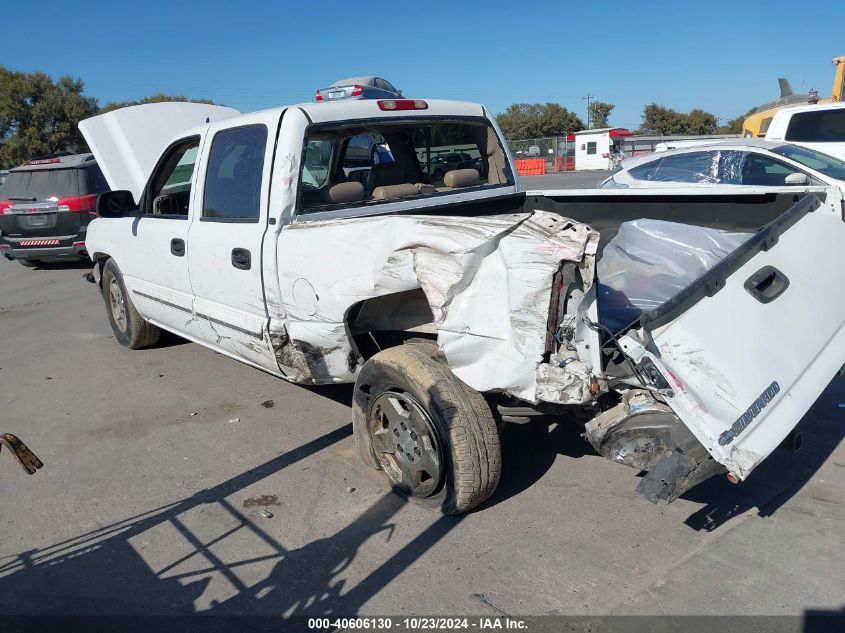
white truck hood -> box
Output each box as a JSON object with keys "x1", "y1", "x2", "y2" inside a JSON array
[{"x1": 79, "y1": 102, "x2": 241, "y2": 201}]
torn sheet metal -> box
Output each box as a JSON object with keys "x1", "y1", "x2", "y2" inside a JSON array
[{"x1": 275, "y1": 211, "x2": 598, "y2": 403}]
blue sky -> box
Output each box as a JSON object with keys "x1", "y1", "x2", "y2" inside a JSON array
[{"x1": 4, "y1": 0, "x2": 844, "y2": 130}]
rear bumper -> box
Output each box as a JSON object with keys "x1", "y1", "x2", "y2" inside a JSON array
[{"x1": 0, "y1": 237, "x2": 88, "y2": 261}]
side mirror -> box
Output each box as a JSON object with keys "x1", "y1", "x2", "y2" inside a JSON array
[
  {"x1": 97, "y1": 190, "x2": 138, "y2": 217},
  {"x1": 784, "y1": 173, "x2": 810, "y2": 186},
  {"x1": 396, "y1": 89, "x2": 402, "y2": 96}
]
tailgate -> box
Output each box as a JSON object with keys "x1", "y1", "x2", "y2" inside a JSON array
[
  {"x1": 632, "y1": 190, "x2": 845, "y2": 479},
  {"x1": 0, "y1": 202, "x2": 81, "y2": 237}
]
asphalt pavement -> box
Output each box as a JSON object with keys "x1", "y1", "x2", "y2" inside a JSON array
[
  {"x1": 521, "y1": 170, "x2": 612, "y2": 191},
  {"x1": 1, "y1": 181, "x2": 844, "y2": 618}
]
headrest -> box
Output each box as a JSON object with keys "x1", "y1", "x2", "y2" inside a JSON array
[
  {"x1": 321, "y1": 182, "x2": 364, "y2": 204},
  {"x1": 443, "y1": 169, "x2": 480, "y2": 188},
  {"x1": 372, "y1": 183, "x2": 420, "y2": 200}
]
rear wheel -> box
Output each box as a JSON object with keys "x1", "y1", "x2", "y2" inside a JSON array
[
  {"x1": 101, "y1": 259, "x2": 160, "y2": 349},
  {"x1": 18, "y1": 259, "x2": 39, "y2": 268},
  {"x1": 352, "y1": 341, "x2": 501, "y2": 514}
]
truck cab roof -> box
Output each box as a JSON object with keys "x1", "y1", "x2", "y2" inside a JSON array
[{"x1": 80, "y1": 100, "x2": 493, "y2": 201}]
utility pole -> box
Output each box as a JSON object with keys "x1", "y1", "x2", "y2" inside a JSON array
[{"x1": 582, "y1": 94, "x2": 595, "y2": 129}]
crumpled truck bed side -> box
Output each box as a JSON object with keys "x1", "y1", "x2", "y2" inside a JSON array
[{"x1": 272, "y1": 210, "x2": 598, "y2": 404}]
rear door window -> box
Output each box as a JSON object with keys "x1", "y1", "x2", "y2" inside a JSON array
[
  {"x1": 626, "y1": 160, "x2": 661, "y2": 181},
  {"x1": 202, "y1": 125, "x2": 268, "y2": 221},
  {"x1": 652, "y1": 151, "x2": 716, "y2": 183},
  {"x1": 785, "y1": 109, "x2": 845, "y2": 142}
]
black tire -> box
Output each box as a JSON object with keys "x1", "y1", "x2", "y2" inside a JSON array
[
  {"x1": 101, "y1": 258, "x2": 160, "y2": 349},
  {"x1": 433, "y1": 168, "x2": 444, "y2": 181},
  {"x1": 18, "y1": 259, "x2": 39, "y2": 268},
  {"x1": 352, "y1": 341, "x2": 501, "y2": 514}
]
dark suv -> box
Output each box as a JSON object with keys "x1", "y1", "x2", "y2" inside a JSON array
[{"x1": 0, "y1": 153, "x2": 108, "y2": 266}]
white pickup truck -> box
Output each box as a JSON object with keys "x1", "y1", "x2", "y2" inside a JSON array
[
  {"x1": 764, "y1": 101, "x2": 845, "y2": 162},
  {"x1": 79, "y1": 99, "x2": 845, "y2": 514}
]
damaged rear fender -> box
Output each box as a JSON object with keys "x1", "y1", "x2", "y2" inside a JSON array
[{"x1": 275, "y1": 211, "x2": 599, "y2": 402}]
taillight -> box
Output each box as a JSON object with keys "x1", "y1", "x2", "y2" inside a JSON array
[
  {"x1": 377, "y1": 99, "x2": 428, "y2": 111},
  {"x1": 57, "y1": 194, "x2": 97, "y2": 213},
  {"x1": 0, "y1": 200, "x2": 12, "y2": 215},
  {"x1": 350, "y1": 85, "x2": 363, "y2": 97},
  {"x1": 315, "y1": 89, "x2": 324, "y2": 102}
]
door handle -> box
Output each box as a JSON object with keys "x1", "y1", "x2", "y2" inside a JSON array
[
  {"x1": 744, "y1": 265, "x2": 789, "y2": 304},
  {"x1": 170, "y1": 238, "x2": 185, "y2": 257},
  {"x1": 231, "y1": 247, "x2": 251, "y2": 270}
]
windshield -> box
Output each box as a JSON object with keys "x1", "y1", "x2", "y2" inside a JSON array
[{"x1": 771, "y1": 145, "x2": 845, "y2": 181}]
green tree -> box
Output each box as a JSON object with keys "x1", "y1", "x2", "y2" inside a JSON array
[
  {"x1": 496, "y1": 103, "x2": 584, "y2": 140},
  {"x1": 588, "y1": 101, "x2": 614, "y2": 128},
  {"x1": 0, "y1": 67, "x2": 98, "y2": 169},
  {"x1": 99, "y1": 93, "x2": 216, "y2": 114},
  {"x1": 639, "y1": 104, "x2": 718, "y2": 135}
]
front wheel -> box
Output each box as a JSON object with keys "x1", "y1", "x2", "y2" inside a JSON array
[
  {"x1": 352, "y1": 341, "x2": 501, "y2": 514},
  {"x1": 101, "y1": 259, "x2": 160, "y2": 349}
]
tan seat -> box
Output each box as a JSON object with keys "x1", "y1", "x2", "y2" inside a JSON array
[{"x1": 321, "y1": 182, "x2": 365, "y2": 204}]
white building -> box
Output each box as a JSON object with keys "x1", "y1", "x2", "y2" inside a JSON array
[{"x1": 572, "y1": 128, "x2": 633, "y2": 170}]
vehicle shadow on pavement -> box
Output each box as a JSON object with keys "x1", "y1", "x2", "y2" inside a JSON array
[
  {"x1": 15, "y1": 260, "x2": 93, "y2": 271},
  {"x1": 679, "y1": 380, "x2": 845, "y2": 532},
  {"x1": 804, "y1": 606, "x2": 845, "y2": 632},
  {"x1": 305, "y1": 384, "x2": 355, "y2": 407},
  {"x1": 479, "y1": 414, "x2": 589, "y2": 510},
  {"x1": 0, "y1": 423, "x2": 461, "y2": 617},
  {"x1": 147, "y1": 330, "x2": 192, "y2": 349}
]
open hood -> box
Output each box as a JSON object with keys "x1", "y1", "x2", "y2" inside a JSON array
[{"x1": 79, "y1": 102, "x2": 241, "y2": 201}]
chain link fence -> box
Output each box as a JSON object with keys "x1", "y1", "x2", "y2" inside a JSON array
[{"x1": 505, "y1": 137, "x2": 574, "y2": 172}]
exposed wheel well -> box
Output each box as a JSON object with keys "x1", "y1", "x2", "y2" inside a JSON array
[{"x1": 345, "y1": 288, "x2": 437, "y2": 361}]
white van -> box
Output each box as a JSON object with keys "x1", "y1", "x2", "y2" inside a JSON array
[{"x1": 765, "y1": 101, "x2": 845, "y2": 161}]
